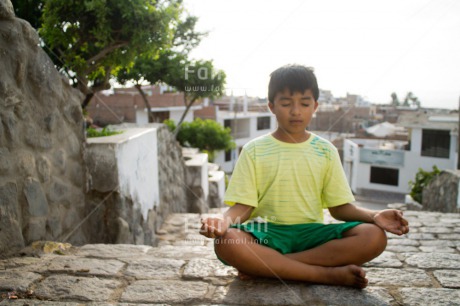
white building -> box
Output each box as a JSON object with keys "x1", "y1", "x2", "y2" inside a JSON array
[
  {"x1": 213, "y1": 110, "x2": 276, "y2": 173},
  {"x1": 343, "y1": 112, "x2": 458, "y2": 198}
]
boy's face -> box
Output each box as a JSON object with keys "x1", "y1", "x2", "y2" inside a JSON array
[{"x1": 268, "y1": 88, "x2": 318, "y2": 138}]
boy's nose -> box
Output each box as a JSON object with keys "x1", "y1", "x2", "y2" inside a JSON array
[{"x1": 290, "y1": 105, "x2": 300, "y2": 115}]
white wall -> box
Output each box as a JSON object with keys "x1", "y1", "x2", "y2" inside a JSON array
[
  {"x1": 89, "y1": 128, "x2": 160, "y2": 219},
  {"x1": 136, "y1": 109, "x2": 149, "y2": 125},
  {"x1": 344, "y1": 129, "x2": 458, "y2": 195}
]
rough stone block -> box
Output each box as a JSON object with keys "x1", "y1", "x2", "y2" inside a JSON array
[
  {"x1": 76, "y1": 244, "x2": 153, "y2": 258},
  {"x1": 121, "y1": 280, "x2": 208, "y2": 304},
  {"x1": 183, "y1": 258, "x2": 237, "y2": 280},
  {"x1": 404, "y1": 253, "x2": 460, "y2": 269},
  {"x1": 31, "y1": 256, "x2": 125, "y2": 277},
  {"x1": 23, "y1": 177, "x2": 48, "y2": 216},
  {"x1": 0, "y1": 271, "x2": 41, "y2": 292},
  {"x1": 124, "y1": 258, "x2": 185, "y2": 279},
  {"x1": 364, "y1": 251, "x2": 403, "y2": 268},
  {"x1": 433, "y1": 270, "x2": 460, "y2": 288},
  {"x1": 0, "y1": 0, "x2": 14, "y2": 20},
  {"x1": 301, "y1": 285, "x2": 394, "y2": 306},
  {"x1": 36, "y1": 156, "x2": 51, "y2": 182},
  {"x1": 26, "y1": 217, "x2": 46, "y2": 241},
  {"x1": 34, "y1": 275, "x2": 121, "y2": 302},
  {"x1": 399, "y1": 288, "x2": 460, "y2": 305},
  {"x1": 0, "y1": 182, "x2": 25, "y2": 254},
  {"x1": 212, "y1": 281, "x2": 305, "y2": 305},
  {"x1": 366, "y1": 268, "x2": 432, "y2": 287}
]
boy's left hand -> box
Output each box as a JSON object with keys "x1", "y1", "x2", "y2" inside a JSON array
[{"x1": 373, "y1": 209, "x2": 409, "y2": 235}]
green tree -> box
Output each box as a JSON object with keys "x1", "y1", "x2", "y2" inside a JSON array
[
  {"x1": 171, "y1": 60, "x2": 226, "y2": 136},
  {"x1": 13, "y1": 0, "x2": 184, "y2": 108},
  {"x1": 12, "y1": 0, "x2": 45, "y2": 29},
  {"x1": 165, "y1": 118, "x2": 235, "y2": 161},
  {"x1": 116, "y1": 14, "x2": 206, "y2": 122},
  {"x1": 390, "y1": 92, "x2": 400, "y2": 106}
]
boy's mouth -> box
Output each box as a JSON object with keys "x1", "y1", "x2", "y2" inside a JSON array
[{"x1": 289, "y1": 120, "x2": 303, "y2": 124}]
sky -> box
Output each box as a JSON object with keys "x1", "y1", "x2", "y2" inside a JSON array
[{"x1": 183, "y1": 0, "x2": 460, "y2": 109}]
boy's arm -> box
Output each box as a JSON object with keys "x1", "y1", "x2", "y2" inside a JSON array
[
  {"x1": 200, "y1": 203, "x2": 254, "y2": 238},
  {"x1": 329, "y1": 203, "x2": 409, "y2": 235}
]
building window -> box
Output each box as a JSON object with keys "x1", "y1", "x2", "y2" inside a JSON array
[
  {"x1": 370, "y1": 166, "x2": 399, "y2": 186},
  {"x1": 224, "y1": 119, "x2": 232, "y2": 129},
  {"x1": 225, "y1": 150, "x2": 232, "y2": 162},
  {"x1": 421, "y1": 129, "x2": 450, "y2": 158},
  {"x1": 257, "y1": 116, "x2": 271, "y2": 130}
]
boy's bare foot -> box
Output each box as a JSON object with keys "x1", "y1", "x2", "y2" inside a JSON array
[{"x1": 327, "y1": 265, "x2": 368, "y2": 289}]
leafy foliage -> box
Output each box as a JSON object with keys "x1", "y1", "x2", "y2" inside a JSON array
[
  {"x1": 13, "y1": 0, "x2": 186, "y2": 107},
  {"x1": 86, "y1": 127, "x2": 123, "y2": 138},
  {"x1": 165, "y1": 118, "x2": 235, "y2": 161},
  {"x1": 408, "y1": 166, "x2": 440, "y2": 203}
]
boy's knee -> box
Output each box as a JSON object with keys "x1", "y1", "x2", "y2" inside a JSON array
[
  {"x1": 363, "y1": 224, "x2": 387, "y2": 254},
  {"x1": 214, "y1": 228, "x2": 242, "y2": 257}
]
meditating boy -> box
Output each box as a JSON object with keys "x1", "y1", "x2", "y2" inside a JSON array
[{"x1": 199, "y1": 64, "x2": 409, "y2": 288}]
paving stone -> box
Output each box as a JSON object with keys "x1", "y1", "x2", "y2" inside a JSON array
[
  {"x1": 433, "y1": 270, "x2": 460, "y2": 288},
  {"x1": 366, "y1": 268, "x2": 433, "y2": 287},
  {"x1": 419, "y1": 227, "x2": 453, "y2": 234},
  {"x1": 387, "y1": 238, "x2": 420, "y2": 246},
  {"x1": 301, "y1": 285, "x2": 394, "y2": 306},
  {"x1": 148, "y1": 245, "x2": 216, "y2": 260},
  {"x1": 419, "y1": 246, "x2": 456, "y2": 253},
  {"x1": 76, "y1": 244, "x2": 153, "y2": 258},
  {"x1": 212, "y1": 280, "x2": 305, "y2": 305},
  {"x1": 364, "y1": 251, "x2": 403, "y2": 268},
  {"x1": 0, "y1": 301, "x2": 83, "y2": 306},
  {"x1": 385, "y1": 245, "x2": 419, "y2": 253},
  {"x1": 0, "y1": 257, "x2": 44, "y2": 270},
  {"x1": 0, "y1": 271, "x2": 41, "y2": 291},
  {"x1": 34, "y1": 275, "x2": 121, "y2": 302},
  {"x1": 405, "y1": 253, "x2": 460, "y2": 269},
  {"x1": 121, "y1": 279, "x2": 208, "y2": 304},
  {"x1": 26, "y1": 256, "x2": 125, "y2": 276},
  {"x1": 419, "y1": 240, "x2": 456, "y2": 247},
  {"x1": 406, "y1": 233, "x2": 436, "y2": 240},
  {"x1": 123, "y1": 258, "x2": 185, "y2": 279},
  {"x1": 399, "y1": 288, "x2": 460, "y2": 306},
  {"x1": 438, "y1": 233, "x2": 460, "y2": 240},
  {"x1": 183, "y1": 258, "x2": 237, "y2": 280}
]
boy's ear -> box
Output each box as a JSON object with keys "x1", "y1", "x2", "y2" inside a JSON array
[{"x1": 268, "y1": 102, "x2": 274, "y2": 113}]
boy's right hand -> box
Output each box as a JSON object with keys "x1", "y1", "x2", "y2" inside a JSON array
[{"x1": 199, "y1": 217, "x2": 229, "y2": 238}]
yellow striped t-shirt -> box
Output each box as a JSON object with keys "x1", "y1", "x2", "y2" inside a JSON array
[{"x1": 224, "y1": 133, "x2": 355, "y2": 224}]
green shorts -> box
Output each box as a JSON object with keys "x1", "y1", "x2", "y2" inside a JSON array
[{"x1": 215, "y1": 221, "x2": 362, "y2": 265}]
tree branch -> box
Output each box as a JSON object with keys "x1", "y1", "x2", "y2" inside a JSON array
[{"x1": 86, "y1": 41, "x2": 129, "y2": 65}]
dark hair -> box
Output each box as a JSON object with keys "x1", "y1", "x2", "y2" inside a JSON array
[{"x1": 268, "y1": 64, "x2": 319, "y2": 103}]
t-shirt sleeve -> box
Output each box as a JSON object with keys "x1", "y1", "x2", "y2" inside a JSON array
[
  {"x1": 223, "y1": 146, "x2": 258, "y2": 207},
  {"x1": 322, "y1": 147, "x2": 355, "y2": 208}
]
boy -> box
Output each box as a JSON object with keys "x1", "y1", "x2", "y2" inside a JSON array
[{"x1": 200, "y1": 64, "x2": 409, "y2": 288}]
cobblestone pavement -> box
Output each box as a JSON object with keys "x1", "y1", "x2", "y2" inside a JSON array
[{"x1": 1, "y1": 209, "x2": 460, "y2": 305}]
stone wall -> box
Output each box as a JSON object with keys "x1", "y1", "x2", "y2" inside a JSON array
[
  {"x1": 0, "y1": 1, "x2": 87, "y2": 257},
  {"x1": 422, "y1": 170, "x2": 460, "y2": 213}
]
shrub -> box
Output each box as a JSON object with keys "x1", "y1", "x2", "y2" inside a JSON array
[
  {"x1": 86, "y1": 127, "x2": 123, "y2": 138},
  {"x1": 408, "y1": 166, "x2": 440, "y2": 203}
]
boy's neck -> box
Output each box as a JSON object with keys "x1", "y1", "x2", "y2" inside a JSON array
[{"x1": 271, "y1": 129, "x2": 311, "y2": 143}]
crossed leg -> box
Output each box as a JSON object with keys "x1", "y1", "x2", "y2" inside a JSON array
[{"x1": 214, "y1": 223, "x2": 386, "y2": 288}]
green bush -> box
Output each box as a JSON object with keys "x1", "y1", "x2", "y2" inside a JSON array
[
  {"x1": 408, "y1": 166, "x2": 440, "y2": 203},
  {"x1": 86, "y1": 127, "x2": 123, "y2": 138},
  {"x1": 164, "y1": 118, "x2": 235, "y2": 162}
]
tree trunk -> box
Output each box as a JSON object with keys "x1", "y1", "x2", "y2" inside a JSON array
[
  {"x1": 174, "y1": 96, "x2": 195, "y2": 137},
  {"x1": 81, "y1": 92, "x2": 94, "y2": 110},
  {"x1": 135, "y1": 84, "x2": 155, "y2": 123}
]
